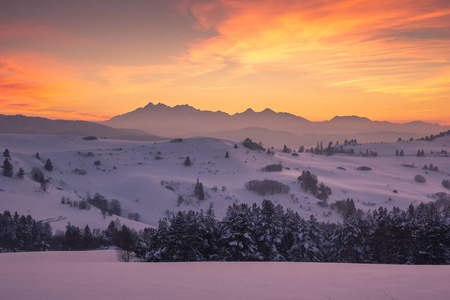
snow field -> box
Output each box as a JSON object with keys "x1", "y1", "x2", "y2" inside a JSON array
[
  {"x1": 0, "y1": 134, "x2": 449, "y2": 231},
  {"x1": 0, "y1": 250, "x2": 448, "y2": 300}
]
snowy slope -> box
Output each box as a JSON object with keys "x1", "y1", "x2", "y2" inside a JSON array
[
  {"x1": 0, "y1": 133, "x2": 449, "y2": 232},
  {"x1": 0, "y1": 250, "x2": 449, "y2": 300}
]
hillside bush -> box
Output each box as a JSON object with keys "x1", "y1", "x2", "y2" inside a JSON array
[
  {"x1": 356, "y1": 166, "x2": 372, "y2": 171},
  {"x1": 442, "y1": 179, "x2": 450, "y2": 190},
  {"x1": 298, "y1": 170, "x2": 332, "y2": 201},
  {"x1": 87, "y1": 193, "x2": 121, "y2": 216},
  {"x1": 243, "y1": 138, "x2": 264, "y2": 151},
  {"x1": 260, "y1": 164, "x2": 283, "y2": 172},
  {"x1": 83, "y1": 136, "x2": 97, "y2": 140},
  {"x1": 414, "y1": 175, "x2": 426, "y2": 183},
  {"x1": 30, "y1": 167, "x2": 45, "y2": 184},
  {"x1": 170, "y1": 138, "x2": 183, "y2": 143},
  {"x1": 245, "y1": 179, "x2": 290, "y2": 196},
  {"x1": 72, "y1": 168, "x2": 87, "y2": 175}
]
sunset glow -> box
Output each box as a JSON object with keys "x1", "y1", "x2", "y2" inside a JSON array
[{"x1": 1, "y1": 0, "x2": 449, "y2": 124}]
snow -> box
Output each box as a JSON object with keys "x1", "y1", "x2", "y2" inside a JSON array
[
  {"x1": 0, "y1": 133, "x2": 449, "y2": 231},
  {"x1": 0, "y1": 250, "x2": 448, "y2": 300}
]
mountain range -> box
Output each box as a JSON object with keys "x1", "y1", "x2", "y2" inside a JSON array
[
  {"x1": 104, "y1": 102, "x2": 448, "y2": 147},
  {"x1": 1, "y1": 103, "x2": 447, "y2": 146}
]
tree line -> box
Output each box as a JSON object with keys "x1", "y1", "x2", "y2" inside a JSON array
[
  {"x1": 1, "y1": 200, "x2": 448, "y2": 265},
  {"x1": 136, "y1": 200, "x2": 448, "y2": 264}
]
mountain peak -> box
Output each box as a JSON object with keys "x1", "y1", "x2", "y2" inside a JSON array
[
  {"x1": 262, "y1": 108, "x2": 275, "y2": 114},
  {"x1": 173, "y1": 104, "x2": 197, "y2": 112}
]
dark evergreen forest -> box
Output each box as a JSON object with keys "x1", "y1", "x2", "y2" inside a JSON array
[{"x1": 1, "y1": 199, "x2": 448, "y2": 265}]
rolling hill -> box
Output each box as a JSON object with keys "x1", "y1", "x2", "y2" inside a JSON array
[{"x1": 1, "y1": 132, "x2": 448, "y2": 232}]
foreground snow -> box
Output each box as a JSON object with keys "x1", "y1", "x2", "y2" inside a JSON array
[{"x1": 0, "y1": 250, "x2": 448, "y2": 300}]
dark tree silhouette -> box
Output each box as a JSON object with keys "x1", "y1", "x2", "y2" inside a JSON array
[
  {"x1": 2, "y1": 158, "x2": 13, "y2": 177},
  {"x1": 45, "y1": 159, "x2": 53, "y2": 171}
]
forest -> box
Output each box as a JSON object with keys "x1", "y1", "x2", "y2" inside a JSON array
[{"x1": 1, "y1": 199, "x2": 448, "y2": 265}]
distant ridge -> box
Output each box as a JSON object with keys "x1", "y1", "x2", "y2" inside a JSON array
[
  {"x1": 0, "y1": 114, "x2": 165, "y2": 141},
  {"x1": 104, "y1": 102, "x2": 448, "y2": 146}
]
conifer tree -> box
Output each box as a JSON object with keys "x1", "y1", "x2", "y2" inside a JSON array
[
  {"x1": 2, "y1": 158, "x2": 13, "y2": 177},
  {"x1": 194, "y1": 178, "x2": 205, "y2": 200},
  {"x1": 45, "y1": 158, "x2": 53, "y2": 171},
  {"x1": 17, "y1": 167, "x2": 25, "y2": 179}
]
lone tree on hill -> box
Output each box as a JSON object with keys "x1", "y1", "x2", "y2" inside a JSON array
[
  {"x1": 184, "y1": 156, "x2": 191, "y2": 166},
  {"x1": 225, "y1": 151, "x2": 229, "y2": 158},
  {"x1": 2, "y1": 158, "x2": 13, "y2": 177},
  {"x1": 194, "y1": 178, "x2": 205, "y2": 200},
  {"x1": 45, "y1": 159, "x2": 53, "y2": 171},
  {"x1": 17, "y1": 168, "x2": 25, "y2": 179},
  {"x1": 3, "y1": 149, "x2": 10, "y2": 158}
]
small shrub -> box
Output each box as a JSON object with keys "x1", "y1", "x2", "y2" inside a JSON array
[
  {"x1": 94, "y1": 160, "x2": 101, "y2": 166},
  {"x1": 184, "y1": 156, "x2": 191, "y2": 166},
  {"x1": 72, "y1": 168, "x2": 87, "y2": 175},
  {"x1": 442, "y1": 179, "x2": 450, "y2": 190},
  {"x1": 44, "y1": 159, "x2": 53, "y2": 171},
  {"x1": 79, "y1": 200, "x2": 90, "y2": 210},
  {"x1": 17, "y1": 168, "x2": 25, "y2": 179},
  {"x1": 165, "y1": 185, "x2": 175, "y2": 192},
  {"x1": 31, "y1": 167, "x2": 45, "y2": 183},
  {"x1": 170, "y1": 138, "x2": 183, "y2": 143},
  {"x1": 128, "y1": 212, "x2": 140, "y2": 221},
  {"x1": 414, "y1": 174, "x2": 426, "y2": 183},
  {"x1": 177, "y1": 195, "x2": 185, "y2": 206},
  {"x1": 260, "y1": 164, "x2": 283, "y2": 172},
  {"x1": 356, "y1": 166, "x2": 371, "y2": 171},
  {"x1": 83, "y1": 136, "x2": 97, "y2": 140},
  {"x1": 116, "y1": 249, "x2": 131, "y2": 262}
]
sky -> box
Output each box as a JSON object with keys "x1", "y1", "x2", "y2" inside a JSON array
[{"x1": 0, "y1": 0, "x2": 449, "y2": 124}]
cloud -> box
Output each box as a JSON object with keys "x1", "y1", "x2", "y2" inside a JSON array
[{"x1": 174, "y1": 0, "x2": 450, "y2": 96}]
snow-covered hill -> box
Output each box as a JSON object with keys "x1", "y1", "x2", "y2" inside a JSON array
[
  {"x1": 0, "y1": 133, "x2": 449, "y2": 232},
  {"x1": 1, "y1": 250, "x2": 448, "y2": 300}
]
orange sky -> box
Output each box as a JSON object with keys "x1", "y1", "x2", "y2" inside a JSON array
[{"x1": 1, "y1": 0, "x2": 449, "y2": 124}]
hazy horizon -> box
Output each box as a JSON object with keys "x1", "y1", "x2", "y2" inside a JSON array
[
  {"x1": 3, "y1": 101, "x2": 449, "y2": 126},
  {"x1": 1, "y1": 0, "x2": 449, "y2": 125}
]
